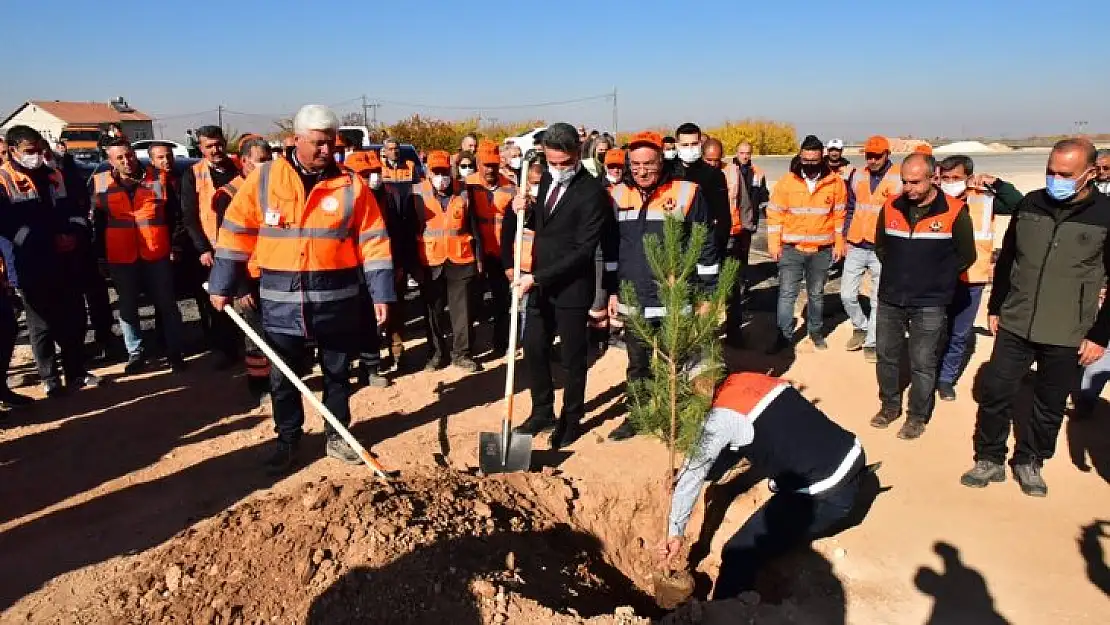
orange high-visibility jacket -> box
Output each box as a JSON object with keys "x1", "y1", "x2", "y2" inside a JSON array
[
  {"x1": 962, "y1": 189, "x2": 996, "y2": 284},
  {"x1": 465, "y1": 172, "x2": 516, "y2": 258},
  {"x1": 414, "y1": 179, "x2": 475, "y2": 266},
  {"x1": 213, "y1": 175, "x2": 261, "y2": 279},
  {"x1": 90, "y1": 170, "x2": 169, "y2": 264},
  {"x1": 209, "y1": 158, "x2": 395, "y2": 336},
  {"x1": 191, "y1": 161, "x2": 221, "y2": 245},
  {"x1": 767, "y1": 172, "x2": 847, "y2": 255},
  {"x1": 846, "y1": 164, "x2": 902, "y2": 245},
  {"x1": 723, "y1": 163, "x2": 742, "y2": 236},
  {"x1": 382, "y1": 158, "x2": 415, "y2": 183}
]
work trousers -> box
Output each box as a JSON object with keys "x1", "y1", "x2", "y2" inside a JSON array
[
  {"x1": 938, "y1": 283, "x2": 985, "y2": 386},
  {"x1": 20, "y1": 281, "x2": 87, "y2": 385},
  {"x1": 236, "y1": 287, "x2": 270, "y2": 398},
  {"x1": 482, "y1": 255, "x2": 511, "y2": 353},
  {"x1": 82, "y1": 259, "x2": 115, "y2": 344},
  {"x1": 109, "y1": 259, "x2": 184, "y2": 359},
  {"x1": 0, "y1": 289, "x2": 17, "y2": 388},
  {"x1": 725, "y1": 231, "x2": 753, "y2": 341},
  {"x1": 973, "y1": 328, "x2": 1079, "y2": 465},
  {"x1": 421, "y1": 264, "x2": 474, "y2": 361},
  {"x1": 777, "y1": 246, "x2": 832, "y2": 339},
  {"x1": 523, "y1": 299, "x2": 589, "y2": 423},
  {"x1": 840, "y1": 245, "x2": 882, "y2": 349},
  {"x1": 357, "y1": 285, "x2": 382, "y2": 371},
  {"x1": 266, "y1": 330, "x2": 353, "y2": 444},
  {"x1": 625, "y1": 318, "x2": 661, "y2": 384},
  {"x1": 713, "y1": 453, "x2": 865, "y2": 599},
  {"x1": 876, "y1": 303, "x2": 946, "y2": 421},
  {"x1": 384, "y1": 267, "x2": 412, "y2": 362}
]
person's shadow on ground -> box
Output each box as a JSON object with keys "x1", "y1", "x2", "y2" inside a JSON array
[
  {"x1": 914, "y1": 542, "x2": 1010, "y2": 625},
  {"x1": 305, "y1": 526, "x2": 657, "y2": 625},
  {"x1": 1066, "y1": 404, "x2": 1110, "y2": 485},
  {"x1": 1078, "y1": 520, "x2": 1110, "y2": 597}
]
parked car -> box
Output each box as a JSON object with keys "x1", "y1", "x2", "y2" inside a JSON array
[
  {"x1": 131, "y1": 140, "x2": 191, "y2": 159},
  {"x1": 503, "y1": 126, "x2": 547, "y2": 161}
]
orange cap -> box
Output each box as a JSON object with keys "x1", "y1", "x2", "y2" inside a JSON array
[
  {"x1": 604, "y1": 149, "x2": 625, "y2": 167},
  {"x1": 344, "y1": 150, "x2": 382, "y2": 174},
  {"x1": 627, "y1": 131, "x2": 663, "y2": 151},
  {"x1": 427, "y1": 150, "x2": 451, "y2": 171},
  {"x1": 335, "y1": 134, "x2": 348, "y2": 148},
  {"x1": 913, "y1": 143, "x2": 933, "y2": 156},
  {"x1": 863, "y1": 135, "x2": 890, "y2": 154},
  {"x1": 477, "y1": 141, "x2": 500, "y2": 166}
]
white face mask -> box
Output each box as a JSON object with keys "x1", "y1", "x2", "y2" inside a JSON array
[
  {"x1": 368, "y1": 173, "x2": 382, "y2": 190},
  {"x1": 509, "y1": 157, "x2": 522, "y2": 169},
  {"x1": 677, "y1": 145, "x2": 702, "y2": 164},
  {"x1": 432, "y1": 174, "x2": 451, "y2": 191},
  {"x1": 528, "y1": 186, "x2": 540, "y2": 199},
  {"x1": 16, "y1": 152, "x2": 43, "y2": 170},
  {"x1": 606, "y1": 173, "x2": 620, "y2": 184},
  {"x1": 940, "y1": 180, "x2": 967, "y2": 198},
  {"x1": 458, "y1": 167, "x2": 475, "y2": 178},
  {"x1": 548, "y1": 163, "x2": 577, "y2": 185},
  {"x1": 1097, "y1": 181, "x2": 1110, "y2": 194},
  {"x1": 663, "y1": 149, "x2": 678, "y2": 160}
]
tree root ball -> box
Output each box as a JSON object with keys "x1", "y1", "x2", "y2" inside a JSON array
[{"x1": 652, "y1": 569, "x2": 695, "y2": 610}]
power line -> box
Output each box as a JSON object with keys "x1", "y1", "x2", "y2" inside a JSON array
[{"x1": 377, "y1": 92, "x2": 613, "y2": 111}]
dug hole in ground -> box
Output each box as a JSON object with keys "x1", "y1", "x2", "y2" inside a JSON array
[{"x1": 2, "y1": 233, "x2": 1108, "y2": 624}]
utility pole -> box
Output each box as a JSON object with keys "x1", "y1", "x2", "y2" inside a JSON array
[
  {"x1": 217, "y1": 105, "x2": 224, "y2": 129},
  {"x1": 370, "y1": 102, "x2": 380, "y2": 124},
  {"x1": 611, "y1": 88, "x2": 618, "y2": 135},
  {"x1": 361, "y1": 95, "x2": 370, "y2": 127}
]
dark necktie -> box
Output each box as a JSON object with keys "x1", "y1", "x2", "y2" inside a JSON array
[{"x1": 545, "y1": 182, "x2": 562, "y2": 214}]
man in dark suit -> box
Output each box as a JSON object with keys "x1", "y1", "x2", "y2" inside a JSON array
[{"x1": 503, "y1": 123, "x2": 612, "y2": 449}]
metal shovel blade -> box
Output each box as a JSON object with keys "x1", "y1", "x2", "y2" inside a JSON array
[{"x1": 478, "y1": 431, "x2": 533, "y2": 474}]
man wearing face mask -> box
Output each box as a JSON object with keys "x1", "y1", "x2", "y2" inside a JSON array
[
  {"x1": 415, "y1": 150, "x2": 482, "y2": 372},
  {"x1": 508, "y1": 123, "x2": 612, "y2": 450},
  {"x1": 934, "y1": 156, "x2": 1023, "y2": 401},
  {"x1": 962, "y1": 139, "x2": 1110, "y2": 497},
  {"x1": 0, "y1": 126, "x2": 99, "y2": 396},
  {"x1": 841, "y1": 136, "x2": 901, "y2": 362},
  {"x1": 502, "y1": 144, "x2": 524, "y2": 185},
  {"x1": 662, "y1": 136, "x2": 678, "y2": 164},
  {"x1": 871, "y1": 154, "x2": 975, "y2": 441},
  {"x1": 467, "y1": 142, "x2": 517, "y2": 356},
  {"x1": 672, "y1": 123, "x2": 730, "y2": 256},
  {"x1": 1096, "y1": 150, "x2": 1110, "y2": 196},
  {"x1": 766, "y1": 135, "x2": 848, "y2": 354},
  {"x1": 602, "y1": 131, "x2": 719, "y2": 442}
]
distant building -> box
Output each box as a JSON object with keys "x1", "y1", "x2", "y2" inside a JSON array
[{"x1": 0, "y1": 97, "x2": 154, "y2": 143}]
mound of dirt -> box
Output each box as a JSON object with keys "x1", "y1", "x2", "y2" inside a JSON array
[{"x1": 73, "y1": 469, "x2": 656, "y2": 625}]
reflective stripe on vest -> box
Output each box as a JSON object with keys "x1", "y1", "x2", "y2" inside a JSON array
[
  {"x1": 612, "y1": 180, "x2": 697, "y2": 222},
  {"x1": 218, "y1": 176, "x2": 261, "y2": 279},
  {"x1": 847, "y1": 164, "x2": 901, "y2": 245},
  {"x1": 92, "y1": 171, "x2": 170, "y2": 263},
  {"x1": 416, "y1": 181, "x2": 474, "y2": 266},
  {"x1": 193, "y1": 161, "x2": 220, "y2": 244},
  {"x1": 256, "y1": 163, "x2": 356, "y2": 243},
  {"x1": 0, "y1": 163, "x2": 68, "y2": 204},
  {"x1": 712, "y1": 373, "x2": 791, "y2": 423},
  {"x1": 963, "y1": 191, "x2": 996, "y2": 284}
]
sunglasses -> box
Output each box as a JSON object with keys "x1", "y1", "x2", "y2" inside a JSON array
[
  {"x1": 458, "y1": 162, "x2": 474, "y2": 169},
  {"x1": 864, "y1": 152, "x2": 884, "y2": 160}
]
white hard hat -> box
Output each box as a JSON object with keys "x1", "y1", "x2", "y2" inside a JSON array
[{"x1": 827, "y1": 138, "x2": 845, "y2": 150}]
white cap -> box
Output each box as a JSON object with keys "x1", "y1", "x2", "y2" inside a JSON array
[{"x1": 827, "y1": 138, "x2": 844, "y2": 150}]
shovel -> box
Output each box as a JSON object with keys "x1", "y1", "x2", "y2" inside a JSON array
[
  {"x1": 478, "y1": 165, "x2": 534, "y2": 474},
  {"x1": 205, "y1": 284, "x2": 392, "y2": 480}
]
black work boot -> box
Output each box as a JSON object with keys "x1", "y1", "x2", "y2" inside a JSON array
[
  {"x1": 264, "y1": 439, "x2": 299, "y2": 475},
  {"x1": 452, "y1": 356, "x2": 482, "y2": 373},
  {"x1": 960, "y1": 460, "x2": 1006, "y2": 488},
  {"x1": 607, "y1": 418, "x2": 638, "y2": 441},
  {"x1": 765, "y1": 334, "x2": 793, "y2": 355},
  {"x1": 870, "y1": 407, "x2": 901, "y2": 429},
  {"x1": 515, "y1": 412, "x2": 556, "y2": 436},
  {"x1": 124, "y1": 353, "x2": 146, "y2": 374},
  {"x1": 551, "y1": 417, "x2": 581, "y2": 450},
  {"x1": 1013, "y1": 461, "x2": 1048, "y2": 497},
  {"x1": 937, "y1": 382, "x2": 957, "y2": 401},
  {"x1": 0, "y1": 387, "x2": 33, "y2": 409}
]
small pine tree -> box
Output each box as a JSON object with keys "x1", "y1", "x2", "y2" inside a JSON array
[{"x1": 619, "y1": 215, "x2": 740, "y2": 476}]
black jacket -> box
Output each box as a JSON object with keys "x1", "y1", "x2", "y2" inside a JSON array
[
  {"x1": 501, "y1": 168, "x2": 611, "y2": 309},
  {"x1": 675, "y1": 159, "x2": 730, "y2": 254},
  {"x1": 989, "y1": 188, "x2": 1110, "y2": 347}
]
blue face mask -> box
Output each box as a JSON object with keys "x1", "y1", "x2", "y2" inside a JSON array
[{"x1": 1046, "y1": 175, "x2": 1079, "y2": 201}]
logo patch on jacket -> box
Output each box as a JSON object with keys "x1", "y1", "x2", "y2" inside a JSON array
[
  {"x1": 321, "y1": 197, "x2": 339, "y2": 213},
  {"x1": 660, "y1": 198, "x2": 677, "y2": 212},
  {"x1": 929, "y1": 220, "x2": 942, "y2": 232}
]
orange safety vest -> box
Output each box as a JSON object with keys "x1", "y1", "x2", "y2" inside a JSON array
[
  {"x1": 214, "y1": 175, "x2": 261, "y2": 279},
  {"x1": 723, "y1": 163, "x2": 743, "y2": 236},
  {"x1": 766, "y1": 172, "x2": 847, "y2": 253},
  {"x1": 466, "y1": 172, "x2": 516, "y2": 258},
  {"x1": 414, "y1": 180, "x2": 475, "y2": 266},
  {"x1": 846, "y1": 163, "x2": 901, "y2": 245},
  {"x1": 192, "y1": 161, "x2": 221, "y2": 245},
  {"x1": 611, "y1": 179, "x2": 699, "y2": 221},
  {"x1": 961, "y1": 189, "x2": 995, "y2": 284},
  {"x1": 712, "y1": 372, "x2": 790, "y2": 418},
  {"x1": 91, "y1": 170, "x2": 169, "y2": 264},
  {"x1": 382, "y1": 158, "x2": 415, "y2": 183},
  {"x1": 0, "y1": 161, "x2": 69, "y2": 206}
]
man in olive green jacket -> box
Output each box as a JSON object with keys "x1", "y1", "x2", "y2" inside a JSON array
[{"x1": 962, "y1": 139, "x2": 1110, "y2": 497}]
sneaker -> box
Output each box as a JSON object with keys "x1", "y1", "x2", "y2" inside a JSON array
[
  {"x1": 43, "y1": 379, "x2": 65, "y2": 397},
  {"x1": 1013, "y1": 462, "x2": 1048, "y2": 497},
  {"x1": 452, "y1": 356, "x2": 482, "y2": 373},
  {"x1": 123, "y1": 354, "x2": 146, "y2": 374},
  {"x1": 896, "y1": 418, "x2": 927, "y2": 440},
  {"x1": 366, "y1": 370, "x2": 390, "y2": 388},
  {"x1": 870, "y1": 407, "x2": 901, "y2": 429},
  {"x1": 960, "y1": 460, "x2": 1006, "y2": 488},
  {"x1": 326, "y1": 437, "x2": 362, "y2": 465},
  {"x1": 69, "y1": 373, "x2": 102, "y2": 389},
  {"x1": 809, "y1": 334, "x2": 828, "y2": 350},
  {"x1": 514, "y1": 413, "x2": 556, "y2": 436},
  {"x1": 863, "y1": 347, "x2": 877, "y2": 363},
  {"x1": 424, "y1": 356, "x2": 446, "y2": 372},
  {"x1": 937, "y1": 382, "x2": 957, "y2": 402},
  {"x1": 845, "y1": 329, "x2": 867, "y2": 352},
  {"x1": 264, "y1": 439, "x2": 299, "y2": 475},
  {"x1": 607, "y1": 418, "x2": 638, "y2": 441},
  {"x1": 0, "y1": 388, "x2": 34, "y2": 408},
  {"x1": 765, "y1": 334, "x2": 793, "y2": 355}
]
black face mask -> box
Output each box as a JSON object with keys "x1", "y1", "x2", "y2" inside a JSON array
[{"x1": 801, "y1": 162, "x2": 823, "y2": 178}]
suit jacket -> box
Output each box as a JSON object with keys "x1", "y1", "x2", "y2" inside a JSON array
[{"x1": 501, "y1": 167, "x2": 611, "y2": 309}]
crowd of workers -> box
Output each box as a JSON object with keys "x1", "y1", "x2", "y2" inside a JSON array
[{"x1": 2, "y1": 104, "x2": 1110, "y2": 598}]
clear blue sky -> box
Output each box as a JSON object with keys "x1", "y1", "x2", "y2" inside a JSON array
[{"x1": 6, "y1": 0, "x2": 1107, "y2": 143}]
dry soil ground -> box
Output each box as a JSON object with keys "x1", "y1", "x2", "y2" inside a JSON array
[{"x1": 2, "y1": 212, "x2": 1108, "y2": 623}]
